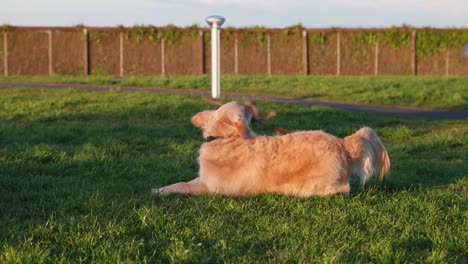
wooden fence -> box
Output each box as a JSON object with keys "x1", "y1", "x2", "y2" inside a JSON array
[{"x1": 1, "y1": 26, "x2": 467, "y2": 76}]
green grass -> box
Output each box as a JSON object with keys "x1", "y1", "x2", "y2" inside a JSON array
[
  {"x1": 1, "y1": 75, "x2": 467, "y2": 110},
  {"x1": 0, "y1": 87, "x2": 467, "y2": 263}
]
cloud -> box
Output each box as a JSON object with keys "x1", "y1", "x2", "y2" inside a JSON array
[
  {"x1": 191, "y1": 0, "x2": 466, "y2": 11},
  {"x1": 191, "y1": 0, "x2": 284, "y2": 10},
  {"x1": 1, "y1": 0, "x2": 466, "y2": 27},
  {"x1": 190, "y1": 0, "x2": 467, "y2": 23},
  {"x1": 4, "y1": 0, "x2": 466, "y2": 13},
  {"x1": 326, "y1": 0, "x2": 443, "y2": 10},
  {"x1": 2, "y1": 0, "x2": 169, "y2": 12}
]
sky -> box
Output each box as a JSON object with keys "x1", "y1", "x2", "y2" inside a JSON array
[{"x1": 1, "y1": 0, "x2": 467, "y2": 29}]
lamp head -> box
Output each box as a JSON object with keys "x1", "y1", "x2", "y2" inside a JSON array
[{"x1": 206, "y1": 15, "x2": 225, "y2": 27}]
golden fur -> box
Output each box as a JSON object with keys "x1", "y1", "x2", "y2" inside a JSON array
[{"x1": 152, "y1": 101, "x2": 390, "y2": 197}]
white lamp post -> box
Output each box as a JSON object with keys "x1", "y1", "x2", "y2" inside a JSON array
[{"x1": 206, "y1": 15, "x2": 225, "y2": 99}]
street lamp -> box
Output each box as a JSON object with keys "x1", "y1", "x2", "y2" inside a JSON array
[{"x1": 205, "y1": 15, "x2": 225, "y2": 99}]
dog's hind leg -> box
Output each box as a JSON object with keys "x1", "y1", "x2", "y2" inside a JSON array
[{"x1": 151, "y1": 178, "x2": 209, "y2": 195}]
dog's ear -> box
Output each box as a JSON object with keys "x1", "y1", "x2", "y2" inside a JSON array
[
  {"x1": 243, "y1": 101, "x2": 258, "y2": 121},
  {"x1": 191, "y1": 110, "x2": 214, "y2": 127},
  {"x1": 235, "y1": 118, "x2": 247, "y2": 138}
]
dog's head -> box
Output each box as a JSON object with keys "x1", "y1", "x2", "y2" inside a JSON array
[{"x1": 191, "y1": 101, "x2": 258, "y2": 141}]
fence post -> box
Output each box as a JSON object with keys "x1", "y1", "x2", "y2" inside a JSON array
[
  {"x1": 199, "y1": 30, "x2": 205, "y2": 74},
  {"x1": 302, "y1": 30, "x2": 309, "y2": 75},
  {"x1": 411, "y1": 30, "x2": 417, "y2": 75},
  {"x1": 374, "y1": 41, "x2": 379, "y2": 76},
  {"x1": 83, "y1": 28, "x2": 89, "y2": 75},
  {"x1": 161, "y1": 38, "x2": 166, "y2": 76},
  {"x1": 48, "y1": 30, "x2": 53, "y2": 76},
  {"x1": 445, "y1": 49, "x2": 450, "y2": 76},
  {"x1": 234, "y1": 31, "x2": 239, "y2": 75},
  {"x1": 3, "y1": 32, "x2": 7, "y2": 77},
  {"x1": 267, "y1": 32, "x2": 271, "y2": 76},
  {"x1": 336, "y1": 31, "x2": 341, "y2": 76},
  {"x1": 119, "y1": 31, "x2": 124, "y2": 77}
]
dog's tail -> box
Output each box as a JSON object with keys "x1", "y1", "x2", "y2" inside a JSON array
[{"x1": 344, "y1": 127, "x2": 390, "y2": 186}]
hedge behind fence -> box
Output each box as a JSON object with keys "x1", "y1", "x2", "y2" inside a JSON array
[{"x1": 1, "y1": 25, "x2": 468, "y2": 76}]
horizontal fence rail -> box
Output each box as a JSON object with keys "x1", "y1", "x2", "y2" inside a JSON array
[{"x1": 1, "y1": 26, "x2": 467, "y2": 76}]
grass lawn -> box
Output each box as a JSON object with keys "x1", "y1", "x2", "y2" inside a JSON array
[
  {"x1": 0, "y1": 75, "x2": 467, "y2": 110},
  {"x1": 0, "y1": 87, "x2": 466, "y2": 263}
]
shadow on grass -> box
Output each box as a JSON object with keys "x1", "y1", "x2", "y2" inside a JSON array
[
  {"x1": 0, "y1": 106, "x2": 466, "y2": 200},
  {"x1": 0, "y1": 99, "x2": 465, "y2": 211},
  {"x1": 1, "y1": 90, "x2": 467, "y2": 263}
]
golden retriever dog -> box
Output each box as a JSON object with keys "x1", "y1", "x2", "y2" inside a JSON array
[{"x1": 152, "y1": 101, "x2": 390, "y2": 197}]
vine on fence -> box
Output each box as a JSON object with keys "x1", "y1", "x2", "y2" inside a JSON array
[
  {"x1": 349, "y1": 32, "x2": 378, "y2": 46},
  {"x1": 241, "y1": 26, "x2": 267, "y2": 46},
  {"x1": 279, "y1": 24, "x2": 303, "y2": 50},
  {"x1": 344, "y1": 27, "x2": 411, "y2": 51},
  {"x1": 222, "y1": 27, "x2": 236, "y2": 41},
  {"x1": 124, "y1": 25, "x2": 191, "y2": 44},
  {"x1": 4, "y1": 24, "x2": 466, "y2": 59},
  {"x1": 1, "y1": 24, "x2": 11, "y2": 33},
  {"x1": 310, "y1": 32, "x2": 328, "y2": 46},
  {"x1": 281, "y1": 24, "x2": 303, "y2": 36},
  {"x1": 89, "y1": 31, "x2": 113, "y2": 44},
  {"x1": 204, "y1": 31, "x2": 211, "y2": 43},
  {"x1": 1, "y1": 24, "x2": 467, "y2": 75},
  {"x1": 416, "y1": 29, "x2": 468, "y2": 58},
  {"x1": 380, "y1": 26, "x2": 412, "y2": 50},
  {"x1": 345, "y1": 32, "x2": 376, "y2": 64}
]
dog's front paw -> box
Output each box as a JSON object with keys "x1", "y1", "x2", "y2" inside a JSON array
[{"x1": 151, "y1": 187, "x2": 169, "y2": 195}]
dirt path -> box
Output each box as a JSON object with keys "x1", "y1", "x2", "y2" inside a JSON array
[{"x1": 0, "y1": 82, "x2": 466, "y2": 120}]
